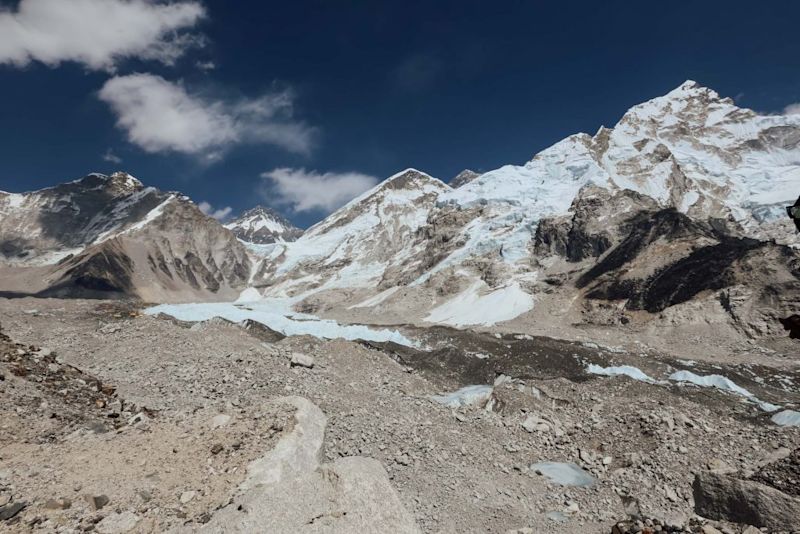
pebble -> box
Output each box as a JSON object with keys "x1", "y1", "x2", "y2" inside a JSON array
[
  {"x1": 86, "y1": 494, "x2": 109, "y2": 511},
  {"x1": 211, "y1": 414, "x2": 231, "y2": 429}
]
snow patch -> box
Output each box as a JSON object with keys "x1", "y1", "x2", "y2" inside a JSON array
[
  {"x1": 668, "y1": 370, "x2": 753, "y2": 397},
  {"x1": 531, "y1": 462, "x2": 596, "y2": 487},
  {"x1": 586, "y1": 364, "x2": 656, "y2": 383},
  {"x1": 425, "y1": 281, "x2": 534, "y2": 327},
  {"x1": 430, "y1": 385, "x2": 493, "y2": 408},
  {"x1": 771, "y1": 410, "x2": 800, "y2": 427},
  {"x1": 145, "y1": 298, "x2": 416, "y2": 347}
]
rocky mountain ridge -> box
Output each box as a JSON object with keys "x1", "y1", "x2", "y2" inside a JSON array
[
  {"x1": 0, "y1": 82, "x2": 798, "y2": 341},
  {"x1": 0, "y1": 172, "x2": 251, "y2": 302},
  {"x1": 250, "y1": 81, "x2": 799, "y2": 341}
]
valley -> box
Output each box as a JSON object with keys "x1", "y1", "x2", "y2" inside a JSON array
[{"x1": 1, "y1": 80, "x2": 799, "y2": 533}]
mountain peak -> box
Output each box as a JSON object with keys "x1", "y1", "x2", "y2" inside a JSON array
[
  {"x1": 379, "y1": 168, "x2": 449, "y2": 193},
  {"x1": 450, "y1": 170, "x2": 481, "y2": 188},
  {"x1": 664, "y1": 79, "x2": 720, "y2": 100},
  {"x1": 68, "y1": 172, "x2": 144, "y2": 196},
  {"x1": 225, "y1": 205, "x2": 303, "y2": 244}
]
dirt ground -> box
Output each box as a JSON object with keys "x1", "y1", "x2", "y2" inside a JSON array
[{"x1": 1, "y1": 297, "x2": 799, "y2": 533}]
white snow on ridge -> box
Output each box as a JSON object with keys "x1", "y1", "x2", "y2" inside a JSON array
[
  {"x1": 145, "y1": 298, "x2": 416, "y2": 347},
  {"x1": 349, "y1": 286, "x2": 401, "y2": 309},
  {"x1": 424, "y1": 281, "x2": 534, "y2": 327},
  {"x1": 668, "y1": 370, "x2": 754, "y2": 397},
  {"x1": 586, "y1": 364, "x2": 656, "y2": 383}
]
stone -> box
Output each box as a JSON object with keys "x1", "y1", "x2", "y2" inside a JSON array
[
  {"x1": 521, "y1": 414, "x2": 539, "y2": 433},
  {"x1": 211, "y1": 414, "x2": 231, "y2": 429},
  {"x1": 707, "y1": 458, "x2": 735, "y2": 474},
  {"x1": 128, "y1": 412, "x2": 149, "y2": 426},
  {"x1": 96, "y1": 511, "x2": 140, "y2": 534},
  {"x1": 44, "y1": 498, "x2": 71, "y2": 510},
  {"x1": 86, "y1": 494, "x2": 110, "y2": 510},
  {"x1": 0, "y1": 502, "x2": 26, "y2": 521},
  {"x1": 179, "y1": 490, "x2": 196, "y2": 504},
  {"x1": 665, "y1": 485, "x2": 679, "y2": 503},
  {"x1": 741, "y1": 527, "x2": 761, "y2": 534},
  {"x1": 211, "y1": 443, "x2": 224, "y2": 455},
  {"x1": 693, "y1": 471, "x2": 800, "y2": 530},
  {"x1": 289, "y1": 353, "x2": 315, "y2": 369},
  {"x1": 701, "y1": 526, "x2": 723, "y2": 534},
  {"x1": 578, "y1": 448, "x2": 596, "y2": 464}
]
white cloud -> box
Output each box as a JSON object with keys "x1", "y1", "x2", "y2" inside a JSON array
[
  {"x1": 0, "y1": 0, "x2": 205, "y2": 71},
  {"x1": 196, "y1": 60, "x2": 216, "y2": 71},
  {"x1": 198, "y1": 201, "x2": 232, "y2": 221},
  {"x1": 784, "y1": 103, "x2": 800, "y2": 115},
  {"x1": 102, "y1": 148, "x2": 123, "y2": 164},
  {"x1": 261, "y1": 168, "x2": 379, "y2": 213},
  {"x1": 98, "y1": 73, "x2": 314, "y2": 156}
]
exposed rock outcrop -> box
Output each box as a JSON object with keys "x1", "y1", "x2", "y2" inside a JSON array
[
  {"x1": 693, "y1": 471, "x2": 800, "y2": 530},
  {"x1": 194, "y1": 396, "x2": 420, "y2": 534}
]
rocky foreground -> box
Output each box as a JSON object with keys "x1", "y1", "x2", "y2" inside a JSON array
[{"x1": 0, "y1": 298, "x2": 799, "y2": 533}]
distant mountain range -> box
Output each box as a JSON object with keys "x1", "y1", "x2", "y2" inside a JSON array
[{"x1": 1, "y1": 81, "x2": 798, "y2": 338}]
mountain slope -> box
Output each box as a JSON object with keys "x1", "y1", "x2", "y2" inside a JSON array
[
  {"x1": 252, "y1": 169, "x2": 451, "y2": 305},
  {"x1": 224, "y1": 206, "x2": 303, "y2": 245},
  {"x1": 0, "y1": 173, "x2": 251, "y2": 302},
  {"x1": 249, "y1": 82, "x2": 799, "y2": 339}
]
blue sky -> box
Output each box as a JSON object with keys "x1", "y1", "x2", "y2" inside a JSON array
[{"x1": 1, "y1": 0, "x2": 799, "y2": 228}]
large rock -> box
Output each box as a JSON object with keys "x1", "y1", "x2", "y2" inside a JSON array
[
  {"x1": 190, "y1": 396, "x2": 420, "y2": 534},
  {"x1": 693, "y1": 471, "x2": 800, "y2": 530}
]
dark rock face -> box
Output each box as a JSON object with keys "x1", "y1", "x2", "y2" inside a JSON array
[
  {"x1": 585, "y1": 237, "x2": 765, "y2": 312},
  {"x1": 750, "y1": 449, "x2": 800, "y2": 497},
  {"x1": 780, "y1": 315, "x2": 800, "y2": 339},
  {"x1": 450, "y1": 170, "x2": 481, "y2": 188},
  {"x1": 576, "y1": 209, "x2": 714, "y2": 289},
  {"x1": 40, "y1": 240, "x2": 135, "y2": 299},
  {"x1": 534, "y1": 188, "x2": 660, "y2": 263},
  {"x1": 693, "y1": 471, "x2": 800, "y2": 530}
]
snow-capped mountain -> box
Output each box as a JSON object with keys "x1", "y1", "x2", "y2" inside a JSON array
[
  {"x1": 0, "y1": 172, "x2": 251, "y2": 302},
  {"x1": 1, "y1": 82, "x2": 797, "y2": 337},
  {"x1": 250, "y1": 81, "x2": 799, "y2": 336},
  {"x1": 225, "y1": 206, "x2": 303, "y2": 245},
  {"x1": 252, "y1": 169, "x2": 451, "y2": 303}
]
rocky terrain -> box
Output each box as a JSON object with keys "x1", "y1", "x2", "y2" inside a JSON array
[{"x1": 1, "y1": 298, "x2": 799, "y2": 533}]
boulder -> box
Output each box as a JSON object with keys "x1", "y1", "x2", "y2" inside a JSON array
[
  {"x1": 187, "y1": 396, "x2": 420, "y2": 533},
  {"x1": 96, "y1": 511, "x2": 140, "y2": 534},
  {"x1": 290, "y1": 353, "x2": 315, "y2": 369},
  {"x1": 693, "y1": 471, "x2": 800, "y2": 530}
]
